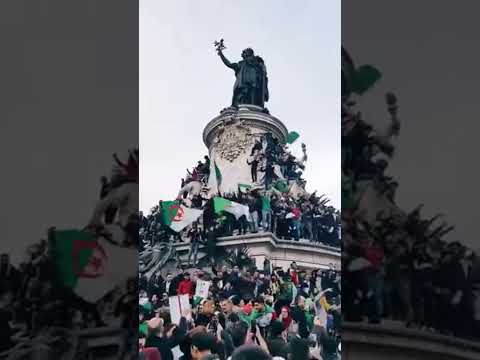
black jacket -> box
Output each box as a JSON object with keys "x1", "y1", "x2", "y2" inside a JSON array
[{"x1": 145, "y1": 317, "x2": 187, "y2": 360}]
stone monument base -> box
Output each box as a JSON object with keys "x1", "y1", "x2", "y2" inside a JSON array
[
  {"x1": 173, "y1": 232, "x2": 340, "y2": 271},
  {"x1": 343, "y1": 322, "x2": 480, "y2": 360},
  {"x1": 203, "y1": 104, "x2": 289, "y2": 194}
]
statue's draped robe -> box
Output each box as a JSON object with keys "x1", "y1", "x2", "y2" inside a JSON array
[{"x1": 231, "y1": 57, "x2": 268, "y2": 107}]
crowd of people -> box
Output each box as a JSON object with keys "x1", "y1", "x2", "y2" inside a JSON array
[
  {"x1": 140, "y1": 188, "x2": 340, "y2": 268},
  {"x1": 179, "y1": 129, "x2": 340, "y2": 244},
  {"x1": 139, "y1": 261, "x2": 341, "y2": 360},
  {"x1": 341, "y1": 47, "x2": 480, "y2": 339},
  {"x1": 0, "y1": 149, "x2": 140, "y2": 358},
  {"x1": 139, "y1": 141, "x2": 341, "y2": 270}
]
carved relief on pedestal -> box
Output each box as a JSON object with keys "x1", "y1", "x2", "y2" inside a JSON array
[{"x1": 212, "y1": 117, "x2": 256, "y2": 162}]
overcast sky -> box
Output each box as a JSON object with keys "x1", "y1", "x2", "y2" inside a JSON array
[
  {"x1": 343, "y1": 1, "x2": 480, "y2": 247},
  {"x1": 140, "y1": 0, "x2": 341, "y2": 213}
]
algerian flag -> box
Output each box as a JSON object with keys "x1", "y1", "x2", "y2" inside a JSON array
[
  {"x1": 213, "y1": 197, "x2": 250, "y2": 220},
  {"x1": 286, "y1": 131, "x2": 300, "y2": 144},
  {"x1": 50, "y1": 229, "x2": 137, "y2": 303},
  {"x1": 207, "y1": 153, "x2": 221, "y2": 196},
  {"x1": 161, "y1": 200, "x2": 180, "y2": 225},
  {"x1": 161, "y1": 201, "x2": 203, "y2": 232}
]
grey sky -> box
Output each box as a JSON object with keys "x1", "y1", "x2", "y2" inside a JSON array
[
  {"x1": 343, "y1": 1, "x2": 480, "y2": 247},
  {"x1": 140, "y1": 0, "x2": 341, "y2": 213}
]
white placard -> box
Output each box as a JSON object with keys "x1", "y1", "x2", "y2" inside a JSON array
[
  {"x1": 168, "y1": 294, "x2": 190, "y2": 325},
  {"x1": 195, "y1": 280, "x2": 211, "y2": 299}
]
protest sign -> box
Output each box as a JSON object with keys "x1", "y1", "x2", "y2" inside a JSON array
[
  {"x1": 195, "y1": 280, "x2": 211, "y2": 299},
  {"x1": 168, "y1": 294, "x2": 190, "y2": 324}
]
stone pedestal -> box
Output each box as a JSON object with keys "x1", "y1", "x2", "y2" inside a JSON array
[
  {"x1": 203, "y1": 105, "x2": 289, "y2": 195},
  {"x1": 173, "y1": 232, "x2": 341, "y2": 271},
  {"x1": 342, "y1": 322, "x2": 480, "y2": 360}
]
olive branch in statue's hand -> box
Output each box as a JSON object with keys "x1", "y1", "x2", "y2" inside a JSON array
[{"x1": 214, "y1": 39, "x2": 226, "y2": 53}]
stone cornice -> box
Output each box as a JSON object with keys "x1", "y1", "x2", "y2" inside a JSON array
[
  {"x1": 343, "y1": 322, "x2": 480, "y2": 360},
  {"x1": 203, "y1": 107, "x2": 289, "y2": 148},
  {"x1": 173, "y1": 232, "x2": 340, "y2": 258}
]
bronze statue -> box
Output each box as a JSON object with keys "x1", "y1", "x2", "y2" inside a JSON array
[{"x1": 215, "y1": 40, "x2": 269, "y2": 108}]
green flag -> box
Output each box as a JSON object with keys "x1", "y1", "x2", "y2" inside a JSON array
[
  {"x1": 213, "y1": 197, "x2": 231, "y2": 214},
  {"x1": 139, "y1": 322, "x2": 148, "y2": 336},
  {"x1": 352, "y1": 65, "x2": 382, "y2": 95},
  {"x1": 140, "y1": 302, "x2": 152, "y2": 313},
  {"x1": 161, "y1": 200, "x2": 180, "y2": 226},
  {"x1": 286, "y1": 131, "x2": 300, "y2": 144},
  {"x1": 273, "y1": 180, "x2": 289, "y2": 193},
  {"x1": 193, "y1": 296, "x2": 203, "y2": 307}
]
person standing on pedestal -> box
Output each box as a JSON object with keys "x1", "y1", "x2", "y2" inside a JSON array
[
  {"x1": 247, "y1": 193, "x2": 259, "y2": 233},
  {"x1": 187, "y1": 224, "x2": 203, "y2": 267},
  {"x1": 261, "y1": 190, "x2": 272, "y2": 232},
  {"x1": 247, "y1": 149, "x2": 260, "y2": 183}
]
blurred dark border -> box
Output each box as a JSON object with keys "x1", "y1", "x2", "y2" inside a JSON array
[
  {"x1": 0, "y1": 1, "x2": 138, "y2": 358},
  {"x1": 342, "y1": 0, "x2": 480, "y2": 358}
]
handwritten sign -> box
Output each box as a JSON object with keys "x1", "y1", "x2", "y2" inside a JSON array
[
  {"x1": 168, "y1": 294, "x2": 190, "y2": 325},
  {"x1": 195, "y1": 280, "x2": 211, "y2": 299}
]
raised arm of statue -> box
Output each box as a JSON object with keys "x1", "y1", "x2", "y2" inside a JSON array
[{"x1": 217, "y1": 50, "x2": 238, "y2": 71}]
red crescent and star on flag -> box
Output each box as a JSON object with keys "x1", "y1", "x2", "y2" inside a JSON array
[
  {"x1": 168, "y1": 204, "x2": 184, "y2": 222},
  {"x1": 72, "y1": 239, "x2": 108, "y2": 278}
]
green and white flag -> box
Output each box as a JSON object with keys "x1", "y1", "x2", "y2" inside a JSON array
[
  {"x1": 50, "y1": 229, "x2": 137, "y2": 303},
  {"x1": 213, "y1": 196, "x2": 250, "y2": 220},
  {"x1": 206, "y1": 153, "x2": 222, "y2": 195},
  {"x1": 161, "y1": 201, "x2": 203, "y2": 232}
]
